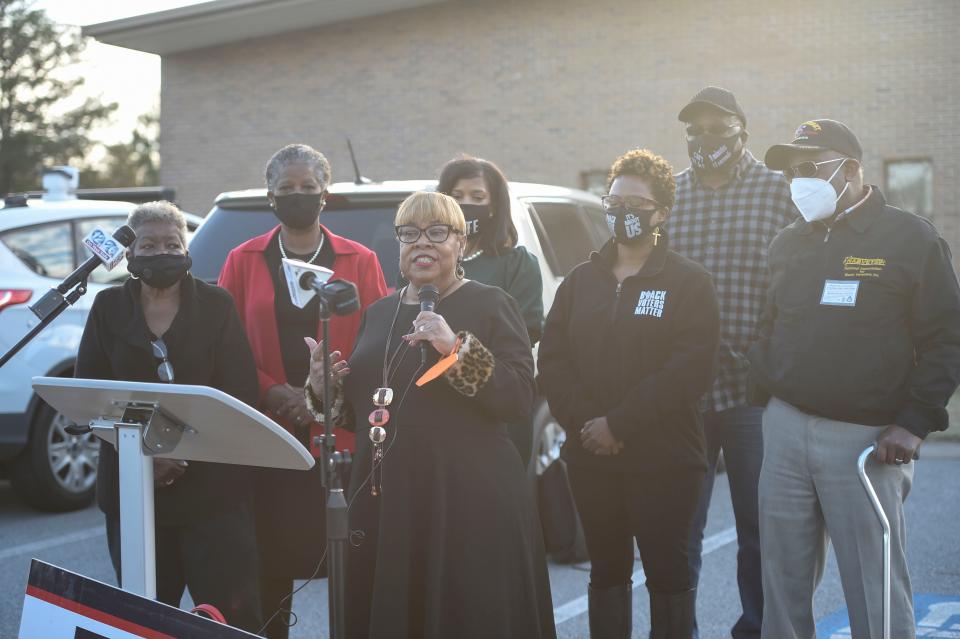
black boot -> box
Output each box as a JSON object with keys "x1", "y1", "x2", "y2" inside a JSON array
[
  {"x1": 588, "y1": 583, "x2": 632, "y2": 639},
  {"x1": 648, "y1": 586, "x2": 695, "y2": 639}
]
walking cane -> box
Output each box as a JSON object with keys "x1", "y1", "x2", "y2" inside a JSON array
[{"x1": 857, "y1": 444, "x2": 890, "y2": 639}]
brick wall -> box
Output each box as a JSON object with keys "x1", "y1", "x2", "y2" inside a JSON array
[{"x1": 160, "y1": 0, "x2": 959, "y2": 250}]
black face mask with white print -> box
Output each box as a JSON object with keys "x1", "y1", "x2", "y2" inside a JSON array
[
  {"x1": 687, "y1": 132, "x2": 742, "y2": 172},
  {"x1": 606, "y1": 208, "x2": 656, "y2": 245},
  {"x1": 458, "y1": 203, "x2": 490, "y2": 237}
]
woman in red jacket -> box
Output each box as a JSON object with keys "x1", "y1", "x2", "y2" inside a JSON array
[{"x1": 218, "y1": 143, "x2": 387, "y2": 638}]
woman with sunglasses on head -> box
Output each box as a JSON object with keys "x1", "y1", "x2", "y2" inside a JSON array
[
  {"x1": 76, "y1": 201, "x2": 263, "y2": 632},
  {"x1": 537, "y1": 150, "x2": 720, "y2": 638},
  {"x1": 307, "y1": 191, "x2": 556, "y2": 639},
  {"x1": 218, "y1": 143, "x2": 387, "y2": 638}
]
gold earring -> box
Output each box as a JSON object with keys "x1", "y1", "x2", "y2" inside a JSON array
[
  {"x1": 652, "y1": 226, "x2": 662, "y2": 246},
  {"x1": 456, "y1": 257, "x2": 465, "y2": 280}
]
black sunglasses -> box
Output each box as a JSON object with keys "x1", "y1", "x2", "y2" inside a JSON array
[
  {"x1": 782, "y1": 158, "x2": 847, "y2": 181},
  {"x1": 151, "y1": 338, "x2": 175, "y2": 383},
  {"x1": 685, "y1": 122, "x2": 742, "y2": 139},
  {"x1": 395, "y1": 224, "x2": 462, "y2": 244}
]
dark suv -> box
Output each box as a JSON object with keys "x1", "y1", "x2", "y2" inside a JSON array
[{"x1": 190, "y1": 180, "x2": 609, "y2": 476}]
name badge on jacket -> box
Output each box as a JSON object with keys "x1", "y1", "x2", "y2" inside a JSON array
[{"x1": 820, "y1": 280, "x2": 859, "y2": 307}]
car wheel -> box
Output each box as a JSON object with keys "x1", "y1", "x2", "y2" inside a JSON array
[{"x1": 11, "y1": 400, "x2": 99, "y2": 512}]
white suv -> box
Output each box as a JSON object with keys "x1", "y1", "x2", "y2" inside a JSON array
[{"x1": 0, "y1": 172, "x2": 199, "y2": 511}]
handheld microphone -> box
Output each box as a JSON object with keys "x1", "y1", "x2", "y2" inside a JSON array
[
  {"x1": 30, "y1": 225, "x2": 136, "y2": 320},
  {"x1": 418, "y1": 284, "x2": 440, "y2": 364}
]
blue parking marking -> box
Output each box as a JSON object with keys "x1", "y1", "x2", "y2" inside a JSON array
[{"x1": 817, "y1": 595, "x2": 960, "y2": 638}]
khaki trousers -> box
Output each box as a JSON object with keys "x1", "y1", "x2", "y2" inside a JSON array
[{"x1": 759, "y1": 398, "x2": 915, "y2": 639}]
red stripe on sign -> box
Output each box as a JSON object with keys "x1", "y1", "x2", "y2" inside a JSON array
[{"x1": 25, "y1": 585, "x2": 177, "y2": 639}]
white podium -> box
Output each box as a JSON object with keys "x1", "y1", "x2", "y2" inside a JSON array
[{"x1": 32, "y1": 376, "x2": 314, "y2": 600}]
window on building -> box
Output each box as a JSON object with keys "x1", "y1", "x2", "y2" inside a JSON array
[
  {"x1": 885, "y1": 159, "x2": 933, "y2": 220},
  {"x1": 1, "y1": 222, "x2": 74, "y2": 278},
  {"x1": 580, "y1": 170, "x2": 608, "y2": 196}
]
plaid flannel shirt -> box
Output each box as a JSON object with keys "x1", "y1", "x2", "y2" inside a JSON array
[{"x1": 671, "y1": 150, "x2": 795, "y2": 412}]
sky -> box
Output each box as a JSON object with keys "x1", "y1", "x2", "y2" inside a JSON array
[{"x1": 35, "y1": 1, "x2": 204, "y2": 144}]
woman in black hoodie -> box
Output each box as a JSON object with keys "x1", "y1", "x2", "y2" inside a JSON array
[{"x1": 537, "y1": 149, "x2": 720, "y2": 639}]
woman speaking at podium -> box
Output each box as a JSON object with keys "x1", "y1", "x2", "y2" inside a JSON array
[
  {"x1": 305, "y1": 192, "x2": 556, "y2": 639},
  {"x1": 76, "y1": 201, "x2": 262, "y2": 632}
]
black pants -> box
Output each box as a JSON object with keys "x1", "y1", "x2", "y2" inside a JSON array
[
  {"x1": 106, "y1": 502, "x2": 262, "y2": 633},
  {"x1": 567, "y1": 464, "x2": 704, "y2": 592},
  {"x1": 254, "y1": 463, "x2": 339, "y2": 639}
]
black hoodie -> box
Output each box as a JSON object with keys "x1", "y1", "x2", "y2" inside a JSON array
[{"x1": 537, "y1": 237, "x2": 719, "y2": 472}]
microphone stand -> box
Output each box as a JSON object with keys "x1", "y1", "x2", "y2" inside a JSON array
[
  {"x1": 314, "y1": 296, "x2": 350, "y2": 639},
  {"x1": 0, "y1": 278, "x2": 89, "y2": 369}
]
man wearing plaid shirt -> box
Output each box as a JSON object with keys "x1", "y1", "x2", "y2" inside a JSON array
[{"x1": 670, "y1": 87, "x2": 795, "y2": 639}]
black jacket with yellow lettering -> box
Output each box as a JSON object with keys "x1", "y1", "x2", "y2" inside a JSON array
[
  {"x1": 537, "y1": 236, "x2": 719, "y2": 472},
  {"x1": 749, "y1": 187, "x2": 960, "y2": 438}
]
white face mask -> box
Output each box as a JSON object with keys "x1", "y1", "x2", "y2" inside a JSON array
[{"x1": 789, "y1": 160, "x2": 850, "y2": 223}]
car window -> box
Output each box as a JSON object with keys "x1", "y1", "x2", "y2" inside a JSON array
[
  {"x1": 189, "y1": 205, "x2": 402, "y2": 287},
  {"x1": 75, "y1": 217, "x2": 130, "y2": 284},
  {"x1": 527, "y1": 200, "x2": 597, "y2": 276},
  {"x1": 582, "y1": 204, "x2": 611, "y2": 249},
  {"x1": 1, "y1": 222, "x2": 74, "y2": 278}
]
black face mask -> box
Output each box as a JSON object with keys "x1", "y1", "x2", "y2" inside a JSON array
[
  {"x1": 459, "y1": 203, "x2": 490, "y2": 237},
  {"x1": 688, "y1": 133, "x2": 742, "y2": 172},
  {"x1": 128, "y1": 254, "x2": 192, "y2": 289},
  {"x1": 606, "y1": 208, "x2": 656, "y2": 245},
  {"x1": 272, "y1": 192, "x2": 323, "y2": 229}
]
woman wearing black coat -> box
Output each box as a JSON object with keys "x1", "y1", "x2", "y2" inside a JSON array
[
  {"x1": 537, "y1": 150, "x2": 720, "y2": 639},
  {"x1": 306, "y1": 191, "x2": 556, "y2": 639},
  {"x1": 76, "y1": 201, "x2": 262, "y2": 632}
]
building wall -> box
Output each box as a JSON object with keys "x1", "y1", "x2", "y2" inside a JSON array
[{"x1": 160, "y1": 0, "x2": 959, "y2": 249}]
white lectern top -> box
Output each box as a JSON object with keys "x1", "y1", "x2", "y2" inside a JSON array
[{"x1": 32, "y1": 376, "x2": 314, "y2": 471}]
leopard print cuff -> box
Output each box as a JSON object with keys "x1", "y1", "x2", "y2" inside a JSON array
[
  {"x1": 304, "y1": 377, "x2": 344, "y2": 425},
  {"x1": 444, "y1": 331, "x2": 495, "y2": 397}
]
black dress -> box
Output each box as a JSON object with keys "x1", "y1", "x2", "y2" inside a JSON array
[
  {"x1": 342, "y1": 281, "x2": 556, "y2": 639},
  {"x1": 254, "y1": 230, "x2": 336, "y2": 577},
  {"x1": 398, "y1": 246, "x2": 545, "y2": 466}
]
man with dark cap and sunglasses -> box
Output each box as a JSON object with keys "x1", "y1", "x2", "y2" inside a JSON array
[
  {"x1": 749, "y1": 119, "x2": 960, "y2": 638},
  {"x1": 671, "y1": 86, "x2": 795, "y2": 639}
]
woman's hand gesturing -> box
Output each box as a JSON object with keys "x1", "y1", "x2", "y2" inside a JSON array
[{"x1": 305, "y1": 336, "x2": 350, "y2": 397}]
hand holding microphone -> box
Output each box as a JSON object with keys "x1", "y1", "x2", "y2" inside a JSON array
[
  {"x1": 403, "y1": 311, "x2": 458, "y2": 358},
  {"x1": 402, "y1": 284, "x2": 456, "y2": 360}
]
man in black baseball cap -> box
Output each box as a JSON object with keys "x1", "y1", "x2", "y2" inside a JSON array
[
  {"x1": 672, "y1": 86, "x2": 795, "y2": 639},
  {"x1": 678, "y1": 86, "x2": 748, "y2": 128},
  {"x1": 750, "y1": 120, "x2": 960, "y2": 638},
  {"x1": 764, "y1": 119, "x2": 865, "y2": 224}
]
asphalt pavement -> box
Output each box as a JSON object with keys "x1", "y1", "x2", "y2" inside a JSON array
[{"x1": 2, "y1": 443, "x2": 958, "y2": 638}]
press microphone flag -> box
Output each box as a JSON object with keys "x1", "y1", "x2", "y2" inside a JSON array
[
  {"x1": 30, "y1": 225, "x2": 136, "y2": 321},
  {"x1": 282, "y1": 258, "x2": 334, "y2": 308},
  {"x1": 82, "y1": 227, "x2": 128, "y2": 271}
]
